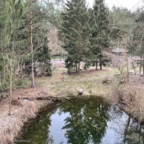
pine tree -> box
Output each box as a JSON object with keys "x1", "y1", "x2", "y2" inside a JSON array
[
  {"x1": 13, "y1": 1, "x2": 52, "y2": 77},
  {"x1": 34, "y1": 37, "x2": 52, "y2": 76},
  {"x1": 61, "y1": 0, "x2": 90, "y2": 73},
  {"x1": 128, "y1": 12, "x2": 144, "y2": 75},
  {"x1": 0, "y1": 0, "x2": 25, "y2": 115},
  {"x1": 90, "y1": 0, "x2": 110, "y2": 70}
]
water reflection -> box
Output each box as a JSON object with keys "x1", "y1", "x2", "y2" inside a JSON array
[
  {"x1": 59, "y1": 98, "x2": 110, "y2": 144},
  {"x1": 19, "y1": 97, "x2": 144, "y2": 144}
]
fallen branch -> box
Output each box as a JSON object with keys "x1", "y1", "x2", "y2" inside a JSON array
[{"x1": 18, "y1": 95, "x2": 77, "y2": 102}]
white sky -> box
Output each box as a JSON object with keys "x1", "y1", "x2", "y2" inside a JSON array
[{"x1": 87, "y1": 0, "x2": 143, "y2": 11}]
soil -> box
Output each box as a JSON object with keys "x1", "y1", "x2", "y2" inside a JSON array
[
  {"x1": 0, "y1": 63, "x2": 144, "y2": 144},
  {"x1": 0, "y1": 85, "x2": 57, "y2": 143}
]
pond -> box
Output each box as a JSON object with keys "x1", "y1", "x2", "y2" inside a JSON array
[{"x1": 17, "y1": 97, "x2": 144, "y2": 144}]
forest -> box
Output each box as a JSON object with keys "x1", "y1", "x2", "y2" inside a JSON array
[{"x1": 0, "y1": 0, "x2": 144, "y2": 143}]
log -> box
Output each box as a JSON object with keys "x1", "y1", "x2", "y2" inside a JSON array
[
  {"x1": 18, "y1": 95, "x2": 78, "y2": 102},
  {"x1": 19, "y1": 97, "x2": 50, "y2": 100}
]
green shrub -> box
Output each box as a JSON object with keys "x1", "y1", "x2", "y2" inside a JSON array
[
  {"x1": 14, "y1": 78, "x2": 30, "y2": 88},
  {"x1": 0, "y1": 76, "x2": 10, "y2": 92}
]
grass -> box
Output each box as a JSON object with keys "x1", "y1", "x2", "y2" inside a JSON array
[
  {"x1": 36, "y1": 66, "x2": 144, "y2": 123},
  {"x1": 35, "y1": 67, "x2": 118, "y2": 100},
  {"x1": 114, "y1": 84, "x2": 144, "y2": 122},
  {"x1": 0, "y1": 101, "x2": 38, "y2": 144},
  {"x1": 1, "y1": 65, "x2": 144, "y2": 144}
]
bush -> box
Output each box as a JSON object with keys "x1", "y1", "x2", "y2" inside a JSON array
[
  {"x1": 14, "y1": 78, "x2": 30, "y2": 89},
  {"x1": 0, "y1": 77, "x2": 9, "y2": 92}
]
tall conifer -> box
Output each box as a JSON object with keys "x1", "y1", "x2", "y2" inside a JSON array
[
  {"x1": 61, "y1": 0, "x2": 90, "y2": 73},
  {"x1": 90, "y1": 0, "x2": 110, "y2": 70}
]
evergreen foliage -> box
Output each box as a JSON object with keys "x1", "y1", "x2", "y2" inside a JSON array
[
  {"x1": 0, "y1": 0, "x2": 143, "y2": 92},
  {"x1": 109, "y1": 7, "x2": 133, "y2": 44},
  {"x1": 89, "y1": 0, "x2": 110, "y2": 70},
  {"x1": 0, "y1": 0, "x2": 58, "y2": 92},
  {"x1": 12, "y1": 1, "x2": 52, "y2": 77},
  {"x1": 35, "y1": 37, "x2": 52, "y2": 76},
  {"x1": 61, "y1": 0, "x2": 90, "y2": 73},
  {"x1": 128, "y1": 11, "x2": 144, "y2": 75}
]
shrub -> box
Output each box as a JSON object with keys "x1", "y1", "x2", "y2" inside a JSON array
[
  {"x1": 0, "y1": 77, "x2": 9, "y2": 92},
  {"x1": 14, "y1": 78, "x2": 30, "y2": 89}
]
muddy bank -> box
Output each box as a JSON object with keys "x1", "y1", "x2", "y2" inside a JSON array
[
  {"x1": 0, "y1": 85, "x2": 143, "y2": 144},
  {"x1": 0, "y1": 86, "x2": 89, "y2": 144},
  {"x1": 0, "y1": 87, "x2": 52, "y2": 144},
  {"x1": 0, "y1": 67, "x2": 144, "y2": 144}
]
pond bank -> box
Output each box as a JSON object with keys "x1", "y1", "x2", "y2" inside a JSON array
[
  {"x1": 17, "y1": 96, "x2": 144, "y2": 144},
  {"x1": 0, "y1": 87, "x2": 51, "y2": 144},
  {"x1": 0, "y1": 85, "x2": 99, "y2": 143},
  {"x1": 0, "y1": 67, "x2": 144, "y2": 144}
]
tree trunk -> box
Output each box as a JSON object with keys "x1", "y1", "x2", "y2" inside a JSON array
[
  {"x1": 142, "y1": 56, "x2": 144, "y2": 77},
  {"x1": 8, "y1": 59, "x2": 13, "y2": 115},
  {"x1": 30, "y1": 0, "x2": 35, "y2": 88},
  {"x1": 123, "y1": 117, "x2": 131, "y2": 144},
  {"x1": 100, "y1": 62, "x2": 102, "y2": 70},
  {"x1": 76, "y1": 63, "x2": 78, "y2": 73},
  {"x1": 96, "y1": 61, "x2": 98, "y2": 70},
  {"x1": 140, "y1": 27, "x2": 144, "y2": 76},
  {"x1": 78, "y1": 62, "x2": 80, "y2": 71},
  {"x1": 140, "y1": 60, "x2": 142, "y2": 75},
  {"x1": 68, "y1": 67, "x2": 71, "y2": 73},
  {"x1": 3, "y1": 60, "x2": 6, "y2": 79},
  {"x1": 131, "y1": 61, "x2": 136, "y2": 74},
  {"x1": 139, "y1": 124, "x2": 142, "y2": 143},
  {"x1": 124, "y1": 47, "x2": 129, "y2": 84},
  {"x1": 142, "y1": 40, "x2": 144, "y2": 76}
]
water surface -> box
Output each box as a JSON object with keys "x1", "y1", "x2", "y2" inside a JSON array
[{"x1": 19, "y1": 97, "x2": 144, "y2": 144}]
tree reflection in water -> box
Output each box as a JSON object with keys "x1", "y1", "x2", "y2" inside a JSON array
[
  {"x1": 18, "y1": 97, "x2": 144, "y2": 144},
  {"x1": 59, "y1": 97, "x2": 110, "y2": 144},
  {"x1": 105, "y1": 105, "x2": 144, "y2": 144}
]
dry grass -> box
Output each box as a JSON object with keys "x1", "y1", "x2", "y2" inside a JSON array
[
  {"x1": 0, "y1": 67, "x2": 117, "y2": 144},
  {"x1": 0, "y1": 66, "x2": 144, "y2": 144},
  {"x1": 122, "y1": 84, "x2": 144, "y2": 122},
  {"x1": 35, "y1": 67, "x2": 118, "y2": 103},
  {"x1": 0, "y1": 101, "x2": 39, "y2": 144},
  {"x1": 0, "y1": 87, "x2": 52, "y2": 144},
  {"x1": 111, "y1": 75, "x2": 144, "y2": 123}
]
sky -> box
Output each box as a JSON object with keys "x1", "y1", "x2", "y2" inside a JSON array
[{"x1": 87, "y1": 0, "x2": 143, "y2": 11}]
